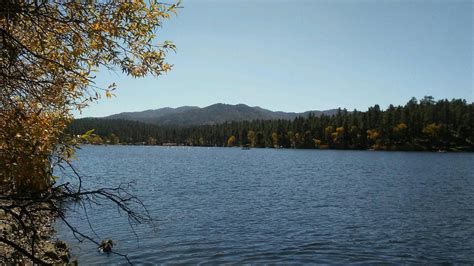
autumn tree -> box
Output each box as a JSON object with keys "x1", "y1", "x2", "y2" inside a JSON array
[
  {"x1": 367, "y1": 129, "x2": 381, "y2": 149},
  {"x1": 324, "y1": 126, "x2": 333, "y2": 146},
  {"x1": 108, "y1": 133, "x2": 120, "y2": 145},
  {"x1": 313, "y1": 139, "x2": 322, "y2": 148},
  {"x1": 0, "y1": 0, "x2": 179, "y2": 263},
  {"x1": 393, "y1": 122, "x2": 407, "y2": 143},
  {"x1": 247, "y1": 130, "x2": 256, "y2": 147},
  {"x1": 423, "y1": 123, "x2": 442, "y2": 148},
  {"x1": 67, "y1": 98, "x2": 473, "y2": 151},
  {"x1": 227, "y1": 135, "x2": 236, "y2": 147},
  {"x1": 271, "y1": 132, "x2": 278, "y2": 148}
]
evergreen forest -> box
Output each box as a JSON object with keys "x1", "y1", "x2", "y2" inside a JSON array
[{"x1": 68, "y1": 97, "x2": 473, "y2": 151}]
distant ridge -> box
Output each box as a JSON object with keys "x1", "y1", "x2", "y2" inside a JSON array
[
  {"x1": 106, "y1": 106, "x2": 199, "y2": 122},
  {"x1": 101, "y1": 103, "x2": 338, "y2": 126}
]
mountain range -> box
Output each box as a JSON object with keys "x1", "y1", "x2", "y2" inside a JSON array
[{"x1": 102, "y1": 103, "x2": 338, "y2": 126}]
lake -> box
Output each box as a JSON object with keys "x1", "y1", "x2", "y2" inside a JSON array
[{"x1": 55, "y1": 146, "x2": 474, "y2": 264}]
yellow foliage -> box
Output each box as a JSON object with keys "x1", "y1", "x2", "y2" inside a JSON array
[
  {"x1": 367, "y1": 129, "x2": 380, "y2": 140},
  {"x1": 0, "y1": 1, "x2": 179, "y2": 193},
  {"x1": 105, "y1": 90, "x2": 116, "y2": 99},
  {"x1": 393, "y1": 123, "x2": 407, "y2": 133},
  {"x1": 423, "y1": 123, "x2": 442, "y2": 138},
  {"x1": 325, "y1": 126, "x2": 333, "y2": 136},
  {"x1": 227, "y1": 135, "x2": 236, "y2": 147},
  {"x1": 398, "y1": 123, "x2": 407, "y2": 130},
  {"x1": 247, "y1": 131, "x2": 256, "y2": 147},
  {"x1": 314, "y1": 139, "x2": 322, "y2": 147},
  {"x1": 271, "y1": 132, "x2": 278, "y2": 147},
  {"x1": 0, "y1": 105, "x2": 71, "y2": 192}
]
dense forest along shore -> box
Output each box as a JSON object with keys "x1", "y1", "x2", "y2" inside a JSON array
[{"x1": 68, "y1": 97, "x2": 473, "y2": 152}]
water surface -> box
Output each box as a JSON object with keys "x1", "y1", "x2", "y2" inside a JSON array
[{"x1": 56, "y1": 146, "x2": 474, "y2": 264}]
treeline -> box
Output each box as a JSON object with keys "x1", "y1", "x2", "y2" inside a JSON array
[{"x1": 67, "y1": 97, "x2": 474, "y2": 151}]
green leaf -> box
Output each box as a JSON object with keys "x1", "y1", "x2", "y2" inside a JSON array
[{"x1": 81, "y1": 129, "x2": 95, "y2": 139}]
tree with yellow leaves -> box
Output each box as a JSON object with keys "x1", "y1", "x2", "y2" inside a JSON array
[
  {"x1": 423, "y1": 123, "x2": 443, "y2": 148},
  {"x1": 247, "y1": 130, "x2": 256, "y2": 147},
  {"x1": 366, "y1": 129, "x2": 381, "y2": 149},
  {"x1": 271, "y1": 132, "x2": 278, "y2": 148},
  {"x1": 1, "y1": 0, "x2": 178, "y2": 191},
  {"x1": 227, "y1": 135, "x2": 236, "y2": 147},
  {"x1": 0, "y1": 1, "x2": 179, "y2": 263}
]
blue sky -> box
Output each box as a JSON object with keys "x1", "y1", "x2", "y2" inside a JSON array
[{"x1": 79, "y1": 0, "x2": 473, "y2": 117}]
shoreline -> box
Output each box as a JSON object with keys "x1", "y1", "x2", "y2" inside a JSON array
[
  {"x1": 78, "y1": 144, "x2": 474, "y2": 153},
  {"x1": 0, "y1": 200, "x2": 72, "y2": 264}
]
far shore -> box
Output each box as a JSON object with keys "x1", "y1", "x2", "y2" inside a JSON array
[{"x1": 78, "y1": 143, "x2": 473, "y2": 153}]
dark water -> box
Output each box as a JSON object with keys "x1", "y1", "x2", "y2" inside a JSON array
[{"x1": 55, "y1": 146, "x2": 474, "y2": 264}]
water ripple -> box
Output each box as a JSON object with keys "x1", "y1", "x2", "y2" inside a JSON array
[{"x1": 55, "y1": 146, "x2": 474, "y2": 264}]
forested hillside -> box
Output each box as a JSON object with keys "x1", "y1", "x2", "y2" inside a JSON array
[
  {"x1": 105, "y1": 106, "x2": 199, "y2": 123},
  {"x1": 68, "y1": 97, "x2": 473, "y2": 151},
  {"x1": 101, "y1": 103, "x2": 338, "y2": 125}
]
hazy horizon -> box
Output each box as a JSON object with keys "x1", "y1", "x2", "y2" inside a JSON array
[
  {"x1": 81, "y1": 96, "x2": 471, "y2": 118},
  {"x1": 76, "y1": 0, "x2": 473, "y2": 118}
]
